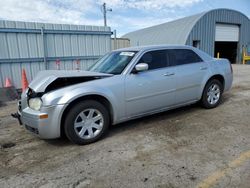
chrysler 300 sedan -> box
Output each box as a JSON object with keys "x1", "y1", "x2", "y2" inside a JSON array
[{"x1": 17, "y1": 45, "x2": 233, "y2": 145}]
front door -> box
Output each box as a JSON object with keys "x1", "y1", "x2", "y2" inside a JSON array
[{"x1": 125, "y1": 50, "x2": 176, "y2": 118}]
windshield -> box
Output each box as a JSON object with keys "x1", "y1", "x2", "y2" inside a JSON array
[{"x1": 88, "y1": 51, "x2": 137, "y2": 74}]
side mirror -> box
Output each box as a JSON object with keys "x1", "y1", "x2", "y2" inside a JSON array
[{"x1": 135, "y1": 63, "x2": 148, "y2": 72}]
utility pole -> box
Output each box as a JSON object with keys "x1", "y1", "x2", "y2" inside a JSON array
[{"x1": 102, "y1": 3, "x2": 112, "y2": 26}]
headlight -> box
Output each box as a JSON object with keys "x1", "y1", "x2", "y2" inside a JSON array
[{"x1": 28, "y1": 98, "x2": 42, "y2": 111}]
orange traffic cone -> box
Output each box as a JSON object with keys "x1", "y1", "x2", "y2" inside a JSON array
[
  {"x1": 21, "y1": 69, "x2": 29, "y2": 92},
  {"x1": 4, "y1": 78, "x2": 12, "y2": 87}
]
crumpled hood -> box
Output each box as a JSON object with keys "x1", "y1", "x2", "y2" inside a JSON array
[{"x1": 29, "y1": 70, "x2": 112, "y2": 93}]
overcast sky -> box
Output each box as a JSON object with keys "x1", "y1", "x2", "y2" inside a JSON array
[{"x1": 0, "y1": 0, "x2": 249, "y2": 36}]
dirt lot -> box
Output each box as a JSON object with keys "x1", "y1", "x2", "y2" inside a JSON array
[{"x1": 0, "y1": 65, "x2": 250, "y2": 188}]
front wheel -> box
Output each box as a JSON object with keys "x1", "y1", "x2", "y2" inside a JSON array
[
  {"x1": 201, "y1": 79, "x2": 223, "y2": 109},
  {"x1": 64, "y1": 100, "x2": 110, "y2": 145}
]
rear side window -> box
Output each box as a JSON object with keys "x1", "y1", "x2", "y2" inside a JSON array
[
  {"x1": 168, "y1": 49, "x2": 203, "y2": 66},
  {"x1": 138, "y1": 50, "x2": 168, "y2": 70}
]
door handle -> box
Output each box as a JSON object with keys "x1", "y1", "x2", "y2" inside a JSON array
[
  {"x1": 200, "y1": 67, "x2": 208, "y2": 70},
  {"x1": 164, "y1": 72, "x2": 175, "y2": 76}
]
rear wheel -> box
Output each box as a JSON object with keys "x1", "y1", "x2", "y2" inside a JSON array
[
  {"x1": 201, "y1": 79, "x2": 223, "y2": 109},
  {"x1": 64, "y1": 100, "x2": 110, "y2": 145}
]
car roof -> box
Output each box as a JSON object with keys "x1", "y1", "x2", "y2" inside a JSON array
[
  {"x1": 113, "y1": 44, "x2": 194, "y2": 52},
  {"x1": 113, "y1": 44, "x2": 213, "y2": 61}
]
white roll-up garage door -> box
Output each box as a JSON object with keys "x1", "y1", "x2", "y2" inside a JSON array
[{"x1": 215, "y1": 24, "x2": 239, "y2": 42}]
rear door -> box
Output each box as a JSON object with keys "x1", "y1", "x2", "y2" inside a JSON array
[
  {"x1": 169, "y1": 49, "x2": 209, "y2": 104},
  {"x1": 125, "y1": 49, "x2": 176, "y2": 117}
]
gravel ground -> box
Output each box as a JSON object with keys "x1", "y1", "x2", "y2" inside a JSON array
[{"x1": 0, "y1": 64, "x2": 250, "y2": 188}]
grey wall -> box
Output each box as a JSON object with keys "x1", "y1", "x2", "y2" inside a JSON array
[
  {"x1": 0, "y1": 20, "x2": 112, "y2": 88},
  {"x1": 186, "y1": 9, "x2": 250, "y2": 62}
]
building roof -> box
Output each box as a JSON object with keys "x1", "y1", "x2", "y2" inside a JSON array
[
  {"x1": 123, "y1": 12, "x2": 206, "y2": 46},
  {"x1": 123, "y1": 9, "x2": 250, "y2": 46}
]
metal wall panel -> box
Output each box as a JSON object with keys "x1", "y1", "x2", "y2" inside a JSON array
[{"x1": 0, "y1": 20, "x2": 112, "y2": 88}]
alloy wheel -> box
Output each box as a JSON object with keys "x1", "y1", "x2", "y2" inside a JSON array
[
  {"x1": 74, "y1": 108, "x2": 104, "y2": 139},
  {"x1": 207, "y1": 83, "x2": 221, "y2": 105}
]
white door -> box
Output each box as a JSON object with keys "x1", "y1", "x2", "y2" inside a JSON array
[{"x1": 215, "y1": 24, "x2": 239, "y2": 42}]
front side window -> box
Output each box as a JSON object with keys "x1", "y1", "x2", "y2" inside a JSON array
[
  {"x1": 168, "y1": 49, "x2": 203, "y2": 66},
  {"x1": 137, "y1": 50, "x2": 168, "y2": 70},
  {"x1": 88, "y1": 51, "x2": 137, "y2": 74}
]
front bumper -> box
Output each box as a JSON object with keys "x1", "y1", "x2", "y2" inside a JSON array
[{"x1": 20, "y1": 103, "x2": 66, "y2": 139}]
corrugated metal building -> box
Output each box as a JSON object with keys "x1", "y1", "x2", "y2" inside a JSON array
[
  {"x1": 0, "y1": 20, "x2": 112, "y2": 88},
  {"x1": 123, "y1": 9, "x2": 250, "y2": 64},
  {"x1": 111, "y1": 38, "x2": 130, "y2": 50}
]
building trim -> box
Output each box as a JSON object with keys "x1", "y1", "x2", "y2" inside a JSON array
[
  {"x1": 0, "y1": 56, "x2": 101, "y2": 63},
  {"x1": 0, "y1": 28, "x2": 112, "y2": 35}
]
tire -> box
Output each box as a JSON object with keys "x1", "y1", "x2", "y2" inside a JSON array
[
  {"x1": 64, "y1": 100, "x2": 110, "y2": 145},
  {"x1": 201, "y1": 79, "x2": 223, "y2": 109}
]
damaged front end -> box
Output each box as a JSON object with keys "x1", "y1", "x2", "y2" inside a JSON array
[
  {"x1": 12, "y1": 70, "x2": 113, "y2": 126},
  {"x1": 29, "y1": 70, "x2": 113, "y2": 93},
  {"x1": 44, "y1": 76, "x2": 111, "y2": 93}
]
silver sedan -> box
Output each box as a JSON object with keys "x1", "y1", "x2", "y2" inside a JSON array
[{"x1": 17, "y1": 45, "x2": 233, "y2": 145}]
